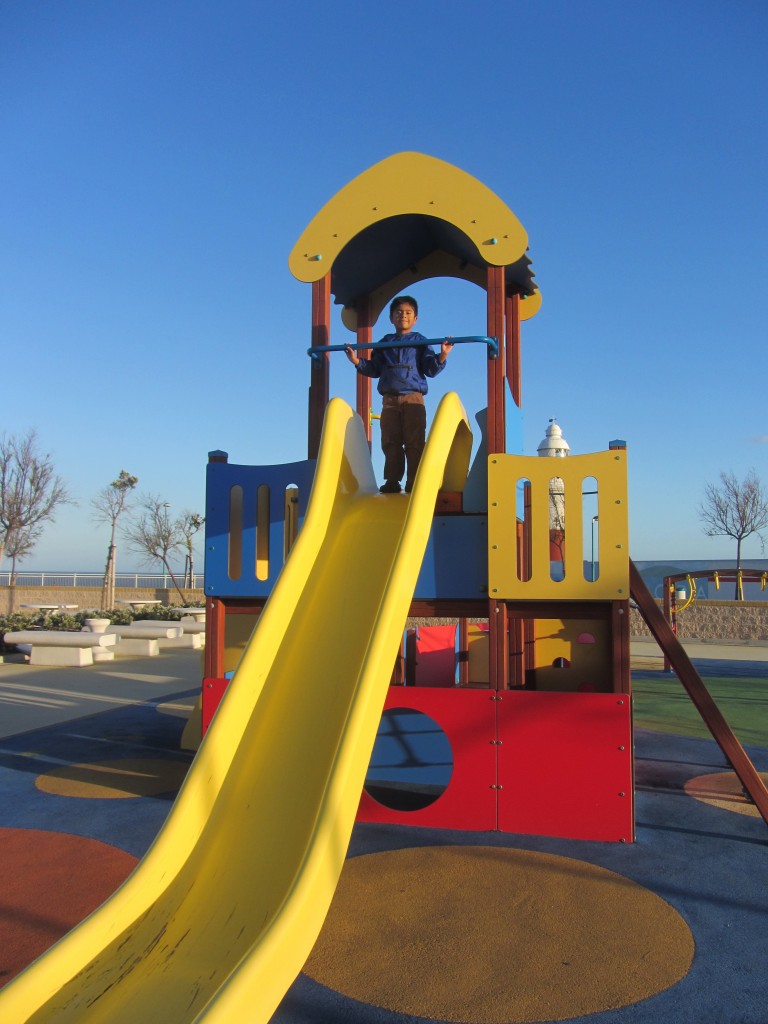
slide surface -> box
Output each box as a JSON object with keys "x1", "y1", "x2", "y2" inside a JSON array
[{"x1": 1, "y1": 393, "x2": 472, "y2": 1024}]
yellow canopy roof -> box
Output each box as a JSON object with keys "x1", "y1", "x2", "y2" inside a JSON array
[{"x1": 289, "y1": 152, "x2": 539, "y2": 326}]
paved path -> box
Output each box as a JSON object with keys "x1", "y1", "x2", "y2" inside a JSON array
[{"x1": 0, "y1": 650, "x2": 201, "y2": 740}]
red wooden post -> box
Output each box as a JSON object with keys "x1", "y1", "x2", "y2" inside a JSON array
[
  {"x1": 356, "y1": 296, "x2": 374, "y2": 446},
  {"x1": 611, "y1": 599, "x2": 631, "y2": 694},
  {"x1": 489, "y1": 599, "x2": 509, "y2": 691},
  {"x1": 485, "y1": 265, "x2": 506, "y2": 455},
  {"x1": 458, "y1": 618, "x2": 469, "y2": 687},
  {"x1": 204, "y1": 596, "x2": 226, "y2": 678},
  {"x1": 308, "y1": 274, "x2": 331, "y2": 459},
  {"x1": 505, "y1": 292, "x2": 521, "y2": 408},
  {"x1": 487, "y1": 266, "x2": 508, "y2": 690}
]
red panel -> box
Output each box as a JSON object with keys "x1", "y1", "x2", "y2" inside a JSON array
[
  {"x1": 497, "y1": 692, "x2": 634, "y2": 842},
  {"x1": 202, "y1": 677, "x2": 230, "y2": 736},
  {"x1": 413, "y1": 625, "x2": 457, "y2": 687},
  {"x1": 357, "y1": 687, "x2": 498, "y2": 830}
]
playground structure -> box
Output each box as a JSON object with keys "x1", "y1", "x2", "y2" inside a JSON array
[
  {"x1": 201, "y1": 152, "x2": 768, "y2": 837},
  {"x1": 3, "y1": 152, "x2": 767, "y2": 1024},
  {"x1": 663, "y1": 567, "x2": 768, "y2": 670},
  {"x1": 202, "y1": 151, "x2": 638, "y2": 841}
]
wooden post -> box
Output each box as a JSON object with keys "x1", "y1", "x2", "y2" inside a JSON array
[
  {"x1": 486, "y1": 265, "x2": 506, "y2": 455},
  {"x1": 308, "y1": 274, "x2": 331, "y2": 459},
  {"x1": 356, "y1": 296, "x2": 374, "y2": 446},
  {"x1": 611, "y1": 600, "x2": 631, "y2": 694},
  {"x1": 505, "y1": 292, "x2": 521, "y2": 408},
  {"x1": 204, "y1": 597, "x2": 226, "y2": 678},
  {"x1": 487, "y1": 265, "x2": 507, "y2": 689},
  {"x1": 489, "y1": 599, "x2": 509, "y2": 691}
]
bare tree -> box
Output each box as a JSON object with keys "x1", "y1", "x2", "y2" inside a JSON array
[
  {"x1": 4, "y1": 525, "x2": 43, "y2": 584},
  {"x1": 124, "y1": 494, "x2": 186, "y2": 603},
  {"x1": 92, "y1": 470, "x2": 138, "y2": 610},
  {"x1": 0, "y1": 430, "x2": 73, "y2": 566},
  {"x1": 698, "y1": 469, "x2": 768, "y2": 599},
  {"x1": 177, "y1": 511, "x2": 205, "y2": 587}
]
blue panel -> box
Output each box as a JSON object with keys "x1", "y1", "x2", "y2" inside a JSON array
[
  {"x1": 204, "y1": 459, "x2": 316, "y2": 598},
  {"x1": 506, "y1": 398, "x2": 523, "y2": 455},
  {"x1": 414, "y1": 516, "x2": 488, "y2": 599}
]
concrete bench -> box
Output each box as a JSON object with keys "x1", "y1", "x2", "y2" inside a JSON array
[
  {"x1": 179, "y1": 617, "x2": 206, "y2": 636},
  {"x1": 105, "y1": 624, "x2": 190, "y2": 656},
  {"x1": 3, "y1": 630, "x2": 118, "y2": 667},
  {"x1": 131, "y1": 618, "x2": 205, "y2": 642}
]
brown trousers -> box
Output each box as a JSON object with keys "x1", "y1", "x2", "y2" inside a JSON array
[{"x1": 380, "y1": 393, "x2": 426, "y2": 486}]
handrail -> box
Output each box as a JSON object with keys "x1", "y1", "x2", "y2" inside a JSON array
[
  {"x1": 307, "y1": 335, "x2": 499, "y2": 360},
  {"x1": 0, "y1": 572, "x2": 205, "y2": 589}
]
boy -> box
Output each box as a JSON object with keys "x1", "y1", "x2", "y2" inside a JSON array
[{"x1": 345, "y1": 295, "x2": 453, "y2": 493}]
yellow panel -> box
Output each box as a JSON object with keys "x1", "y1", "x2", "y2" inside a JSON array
[
  {"x1": 467, "y1": 623, "x2": 489, "y2": 685},
  {"x1": 488, "y1": 450, "x2": 629, "y2": 600},
  {"x1": 289, "y1": 151, "x2": 529, "y2": 282},
  {"x1": 224, "y1": 614, "x2": 259, "y2": 673},
  {"x1": 0, "y1": 394, "x2": 472, "y2": 1024}
]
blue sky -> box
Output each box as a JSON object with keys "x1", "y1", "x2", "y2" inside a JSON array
[{"x1": 1, "y1": 0, "x2": 766, "y2": 572}]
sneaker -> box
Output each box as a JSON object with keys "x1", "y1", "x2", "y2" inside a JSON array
[{"x1": 379, "y1": 481, "x2": 402, "y2": 494}]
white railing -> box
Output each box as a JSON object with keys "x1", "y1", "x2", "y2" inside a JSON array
[{"x1": 0, "y1": 572, "x2": 205, "y2": 589}]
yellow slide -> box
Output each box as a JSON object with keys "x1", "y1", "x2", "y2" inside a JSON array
[{"x1": 1, "y1": 393, "x2": 472, "y2": 1024}]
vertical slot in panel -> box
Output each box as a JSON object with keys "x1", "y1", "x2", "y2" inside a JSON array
[
  {"x1": 516, "y1": 478, "x2": 532, "y2": 582},
  {"x1": 549, "y1": 475, "x2": 566, "y2": 581},
  {"x1": 583, "y1": 476, "x2": 599, "y2": 582},
  {"x1": 284, "y1": 485, "x2": 299, "y2": 562},
  {"x1": 256, "y1": 484, "x2": 271, "y2": 581},
  {"x1": 228, "y1": 485, "x2": 243, "y2": 581}
]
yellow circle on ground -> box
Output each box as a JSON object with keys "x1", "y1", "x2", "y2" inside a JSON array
[
  {"x1": 305, "y1": 846, "x2": 694, "y2": 1024},
  {"x1": 685, "y1": 770, "x2": 768, "y2": 818},
  {"x1": 35, "y1": 758, "x2": 189, "y2": 799}
]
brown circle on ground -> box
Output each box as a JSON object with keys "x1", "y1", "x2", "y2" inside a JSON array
[
  {"x1": 35, "y1": 758, "x2": 188, "y2": 799},
  {"x1": 305, "y1": 845, "x2": 694, "y2": 1024},
  {"x1": 685, "y1": 770, "x2": 768, "y2": 818},
  {"x1": 0, "y1": 828, "x2": 137, "y2": 986}
]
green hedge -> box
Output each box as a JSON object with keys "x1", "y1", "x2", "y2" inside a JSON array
[{"x1": 0, "y1": 605, "x2": 189, "y2": 651}]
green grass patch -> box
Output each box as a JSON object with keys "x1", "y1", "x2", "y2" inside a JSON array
[{"x1": 632, "y1": 673, "x2": 768, "y2": 748}]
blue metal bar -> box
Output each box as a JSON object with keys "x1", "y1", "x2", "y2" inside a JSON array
[{"x1": 307, "y1": 335, "x2": 499, "y2": 360}]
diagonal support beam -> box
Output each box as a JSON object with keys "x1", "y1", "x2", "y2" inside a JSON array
[{"x1": 630, "y1": 560, "x2": 768, "y2": 827}]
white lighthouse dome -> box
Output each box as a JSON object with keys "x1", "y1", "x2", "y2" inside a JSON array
[{"x1": 537, "y1": 419, "x2": 570, "y2": 458}]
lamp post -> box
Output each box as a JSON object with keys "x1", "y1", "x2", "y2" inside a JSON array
[{"x1": 591, "y1": 515, "x2": 599, "y2": 581}]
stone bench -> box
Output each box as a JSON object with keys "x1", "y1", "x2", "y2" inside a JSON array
[
  {"x1": 122, "y1": 621, "x2": 203, "y2": 649},
  {"x1": 179, "y1": 617, "x2": 206, "y2": 636},
  {"x1": 4, "y1": 630, "x2": 118, "y2": 667},
  {"x1": 105, "y1": 624, "x2": 192, "y2": 656}
]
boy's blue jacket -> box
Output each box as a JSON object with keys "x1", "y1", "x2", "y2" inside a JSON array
[{"x1": 355, "y1": 332, "x2": 446, "y2": 396}]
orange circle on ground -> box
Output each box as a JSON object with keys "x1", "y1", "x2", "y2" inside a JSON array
[
  {"x1": 685, "y1": 771, "x2": 768, "y2": 818},
  {"x1": 305, "y1": 846, "x2": 694, "y2": 1024},
  {"x1": 35, "y1": 758, "x2": 188, "y2": 799},
  {"x1": 0, "y1": 828, "x2": 137, "y2": 986}
]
